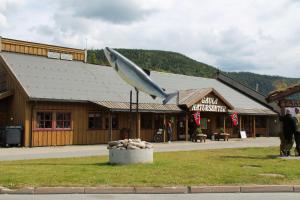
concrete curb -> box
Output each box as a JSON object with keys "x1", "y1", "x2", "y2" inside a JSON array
[
  {"x1": 0, "y1": 185, "x2": 300, "y2": 194},
  {"x1": 135, "y1": 186, "x2": 188, "y2": 194},
  {"x1": 34, "y1": 187, "x2": 84, "y2": 194},
  {"x1": 240, "y1": 185, "x2": 294, "y2": 193},
  {"x1": 84, "y1": 187, "x2": 135, "y2": 194},
  {"x1": 190, "y1": 186, "x2": 241, "y2": 193}
]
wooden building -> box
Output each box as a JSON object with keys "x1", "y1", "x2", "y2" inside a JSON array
[{"x1": 0, "y1": 37, "x2": 278, "y2": 147}]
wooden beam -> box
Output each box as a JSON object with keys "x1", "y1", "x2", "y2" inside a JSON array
[
  {"x1": 223, "y1": 114, "x2": 226, "y2": 133},
  {"x1": 185, "y1": 112, "x2": 189, "y2": 141},
  {"x1": 109, "y1": 111, "x2": 112, "y2": 141},
  {"x1": 239, "y1": 115, "x2": 242, "y2": 132},
  {"x1": 267, "y1": 83, "x2": 300, "y2": 102},
  {"x1": 163, "y1": 114, "x2": 166, "y2": 143},
  {"x1": 266, "y1": 117, "x2": 270, "y2": 137},
  {"x1": 137, "y1": 112, "x2": 141, "y2": 139},
  {"x1": 253, "y1": 116, "x2": 256, "y2": 138},
  {"x1": 0, "y1": 90, "x2": 14, "y2": 100}
]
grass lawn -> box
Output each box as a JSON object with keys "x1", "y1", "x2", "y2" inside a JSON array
[{"x1": 0, "y1": 147, "x2": 300, "y2": 188}]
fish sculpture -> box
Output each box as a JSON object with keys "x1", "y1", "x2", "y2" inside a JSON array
[{"x1": 104, "y1": 47, "x2": 177, "y2": 104}]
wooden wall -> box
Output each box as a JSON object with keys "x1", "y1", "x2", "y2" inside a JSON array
[
  {"x1": 0, "y1": 37, "x2": 85, "y2": 62},
  {"x1": 29, "y1": 101, "x2": 181, "y2": 146},
  {"x1": 0, "y1": 56, "x2": 30, "y2": 146}
]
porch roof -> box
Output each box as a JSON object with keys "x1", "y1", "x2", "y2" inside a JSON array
[{"x1": 91, "y1": 101, "x2": 182, "y2": 113}]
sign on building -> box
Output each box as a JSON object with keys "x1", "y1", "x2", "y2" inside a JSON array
[{"x1": 191, "y1": 96, "x2": 228, "y2": 112}]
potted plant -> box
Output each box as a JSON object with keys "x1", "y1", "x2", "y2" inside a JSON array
[
  {"x1": 196, "y1": 127, "x2": 203, "y2": 136},
  {"x1": 219, "y1": 128, "x2": 224, "y2": 133}
]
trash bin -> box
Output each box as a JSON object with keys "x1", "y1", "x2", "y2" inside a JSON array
[{"x1": 0, "y1": 126, "x2": 23, "y2": 147}]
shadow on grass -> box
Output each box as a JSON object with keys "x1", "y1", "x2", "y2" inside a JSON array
[{"x1": 220, "y1": 155, "x2": 278, "y2": 160}]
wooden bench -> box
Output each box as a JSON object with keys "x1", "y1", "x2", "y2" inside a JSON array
[
  {"x1": 219, "y1": 133, "x2": 230, "y2": 141},
  {"x1": 192, "y1": 134, "x2": 207, "y2": 143}
]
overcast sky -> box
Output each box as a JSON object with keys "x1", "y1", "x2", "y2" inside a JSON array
[{"x1": 1, "y1": 0, "x2": 300, "y2": 77}]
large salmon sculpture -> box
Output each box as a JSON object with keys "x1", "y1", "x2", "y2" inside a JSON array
[{"x1": 104, "y1": 47, "x2": 177, "y2": 105}]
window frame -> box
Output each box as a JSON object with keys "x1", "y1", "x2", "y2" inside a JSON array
[
  {"x1": 55, "y1": 112, "x2": 72, "y2": 130},
  {"x1": 35, "y1": 111, "x2": 54, "y2": 130},
  {"x1": 34, "y1": 110, "x2": 72, "y2": 131},
  {"x1": 88, "y1": 112, "x2": 103, "y2": 130},
  {"x1": 105, "y1": 113, "x2": 119, "y2": 130}
]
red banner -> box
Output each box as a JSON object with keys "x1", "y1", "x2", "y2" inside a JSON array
[
  {"x1": 193, "y1": 111, "x2": 201, "y2": 126},
  {"x1": 230, "y1": 112, "x2": 239, "y2": 126}
]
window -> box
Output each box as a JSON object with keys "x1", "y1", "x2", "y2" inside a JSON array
[
  {"x1": 88, "y1": 112, "x2": 102, "y2": 129},
  {"x1": 105, "y1": 114, "x2": 119, "y2": 129},
  {"x1": 56, "y1": 112, "x2": 71, "y2": 129},
  {"x1": 141, "y1": 114, "x2": 153, "y2": 129},
  {"x1": 36, "y1": 112, "x2": 52, "y2": 129}
]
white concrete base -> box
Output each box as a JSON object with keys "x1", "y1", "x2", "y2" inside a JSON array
[{"x1": 109, "y1": 148, "x2": 153, "y2": 165}]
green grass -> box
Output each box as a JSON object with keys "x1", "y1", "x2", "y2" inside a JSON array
[{"x1": 0, "y1": 147, "x2": 300, "y2": 188}]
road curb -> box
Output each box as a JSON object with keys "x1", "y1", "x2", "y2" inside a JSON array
[
  {"x1": 1, "y1": 185, "x2": 300, "y2": 194},
  {"x1": 84, "y1": 187, "x2": 135, "y2": 194},
  {"x1": 135, "y1": 186, "x2": 188, "y2": 194},
  {"x1": 191, "y1": 186, "x2": 241, "y2": 193},
  {"x1": 240, "y1": 185, "x2": 294, "y2": 193},
  {"x1": 0, "y1": 187, "x2": 35, "y2": 194},
  {"x1": 34, "y1": 187, "x2": 84, "y2": 194}
]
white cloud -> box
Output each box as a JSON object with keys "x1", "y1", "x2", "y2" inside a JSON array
[{"x1": 1, "y1": 0, "x2": 300, "y2": 77}]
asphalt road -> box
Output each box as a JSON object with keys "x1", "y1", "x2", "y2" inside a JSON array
[
  {"x1": 1, "y1": 193, "x2": 300, "y2": 200},
  {"x1": 0, "y1": 137, "x2": 280, "y2": 161}
]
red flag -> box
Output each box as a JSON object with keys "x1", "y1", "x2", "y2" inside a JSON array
[
  {"x1": 193, "y1": 112, "x2": 201, "y2": 126},
  {"x1": 230, "y1": 112, "x2": 238, "y2": 126}
]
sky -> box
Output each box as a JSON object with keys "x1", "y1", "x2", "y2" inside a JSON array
[{"x1": 0, "y1": 0, "x2": 300, "y2": 78}]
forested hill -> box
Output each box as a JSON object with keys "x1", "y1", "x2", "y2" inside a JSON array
[{"x1": 87, "y1": 49, "x2": 300, "y2": 96}]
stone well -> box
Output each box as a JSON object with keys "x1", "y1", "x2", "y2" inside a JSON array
[{"x1": 107, "y1": 139, "x2": 153, "y2": 165}]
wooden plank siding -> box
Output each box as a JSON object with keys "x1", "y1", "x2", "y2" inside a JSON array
[
  {"x1": 0, "y1": 55, "x2": 30, "y2": 146},
  {"x1": 1, "y1": 37, "x2": 85, "y2": 62}
]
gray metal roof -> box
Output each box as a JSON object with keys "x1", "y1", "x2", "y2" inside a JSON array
[
  {"x1": 0, "y1": 52, "x2": 276, "y2": 115},
  {"x1": 92, "y1": 101, "x2": 181, "y2": 113}
]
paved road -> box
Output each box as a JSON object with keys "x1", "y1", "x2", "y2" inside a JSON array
[
  {"x1": 1, "y1": 193, "x2": 300, "y2": 200},
  {"x1": 0, "y1": 137, "x2": 280, "y2": 161}
]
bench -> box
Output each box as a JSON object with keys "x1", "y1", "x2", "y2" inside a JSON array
[
  {"x1": 192, "y1": 133, "x2": 207, "y2": 143},
  {"x1": 219, "y1": 133, "x2": 230, "y2": 141}
]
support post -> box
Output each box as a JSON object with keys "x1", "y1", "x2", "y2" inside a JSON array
[
  {"x1": 137, "y1": 112, "x2": 141, "y2": 139},
  {"x1": 223, "y1": 114, "x2": 226, "y2": 133},
  {"x1": 253, "y1": 116, "x2": 256, "y2": 138},
  {"x1": 266, "y1": 117, "x2": 270, "y2": 137},
  {"x1": 135, "y1": 89, "x2": 139, "y2": 139},
  {"x1": 239, "y1": 115, "x2": 242, "y2": 132},
  {"x1": 185, "y1": 112, "x2": 189, "y2": 141},
  {"x1": 129, "y1": 90, "x2": 132, "y2": 139},
  {"x1": 109, "y1": 111, "x2": 113, "y2": 141},
  {"x1": 163, "y1": 114, "x2": 166, "y2": 143}
]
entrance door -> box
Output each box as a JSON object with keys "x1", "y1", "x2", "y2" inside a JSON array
[{"x1": 177, "y1": 113, "x2": 186, "y2": 140}]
